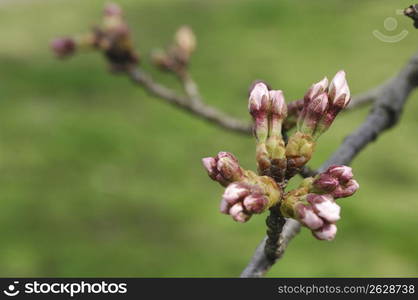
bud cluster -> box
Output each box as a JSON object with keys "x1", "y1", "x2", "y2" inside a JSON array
[
  {"x1": 202, "y1": 71, "x2": 359, "y2": 242},
  {"x1": 202, "y1": 152, "x2": 281, "y2": 222},
  {"x1": 248, "y1": 82, "x2": 288, "y2": 182},
  {"x1": 285, "y1": 71, "x2": 350, "y2": 176},
  {"x1": 151, "y1": 26, "x2": 196, "y2": 75},
  {"x1": 280, "y1": 165, "x2": 359, "y2": 240},
  {"x1": 51, "y1": 3, "x2": 139, "y2": 70}
]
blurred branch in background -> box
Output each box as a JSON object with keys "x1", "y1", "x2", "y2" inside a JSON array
[
  {"x1": 51, "y1": 3, "x2": 383, "y2": 136},
  {"x1": 50, "y1": 2, "x2": 417, "y2": 277}
]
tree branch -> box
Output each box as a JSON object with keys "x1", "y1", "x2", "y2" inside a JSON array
[
  {"x1": 240, "y1": 50, "x2": 418, "y2": 278},
  {"x1": 126, "y1": 66, "x2": 252, "y2": 134}
]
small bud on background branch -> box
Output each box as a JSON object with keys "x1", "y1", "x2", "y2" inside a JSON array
[{"x1": 405, "y1": 4, "x2": 418, "y2": 28}]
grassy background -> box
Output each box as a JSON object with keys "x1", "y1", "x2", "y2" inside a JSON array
[{"x1": 0, "y1": 0, "x2": 417, "y2": 277}]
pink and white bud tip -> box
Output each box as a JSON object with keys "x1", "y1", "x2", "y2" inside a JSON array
[
  {"x1": 269, "y1": 90, "x2": 287, "y2": 117},
  {"x1": 313, "y1": 223, "x2": 337, "y2": 241},
  {"x1": 307, "y1": 194, "x2": 341, "y2": 223},
  {"x1": 304, "y1": 77, "x2": 329, "y2": 103},
  {"x1": 248, "y1": 82, "x2": 270, "y2": 114},
  {"x1": 329, "y1": 70, "x2": 350, "y2": 109}
]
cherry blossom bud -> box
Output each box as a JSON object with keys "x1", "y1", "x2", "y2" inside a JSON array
[
  {"x1": 270, "y1": 90, "x2": 287, "y2": 119},
  {"x1": 313, "y1": 223, "x2": 337, "y2": 241},
  {"x1": 217, "y1": 176, "x2": 280, "y2": 222},
  {"x1": 249, "y1": 82, "x2": 270, "y2": 142},
  {"x1": 175, "y1": 26, "x2": 196, "y2": 56},
  {"x1": 229, "y1": 203, "x2": 251, "y2": 223},
  {"x1": 51, "y1": 37, "x2": 76, "y2": 58},
  {"x1": 307, "y1": 194, "x2": 340, "y2": 223},
  {"x1": 298, "y1": 92, "x2": 329, "y2": 136},
  {"x1": 304, "y1": 77, "x2": 329, "y2": 105},
  {"x1": 312, "y1": 173, "x2": 339, "y2": 193},
  {"x1": 248, "y1": 82, "x2": 270, "y2": 115},
  {"x1": 328, "y1": 70, "x2": 351, "y2": 109},
  {"x1": 217, "y1": 152, "x2": 242, "y2": 181},
  {"x1": 243, "y1": 194, "x2": 268, "y2": 214},
  {"x1": 222, "y1": 182, "x2": 250, "y2": 205},
  {"x1": 202, "y1": 152, "x2": 244, "y2": 186},
  {"x1": 202, "y1": 156, "x2": 216, "y2": 170},
  {"x1": 332, "y1": 179, "x2": 359, "y2": 198},
  {"x1": 326, "y1": 165, "x2": 353, "y2": 183},
  {"x1": 320, "y1": 165, "x2": 359, "y2": 198},
  {"x1": 309, "y1": 71, "x2": 351, "y2": 136},
  {"x1": 219, "y1": 198, "x2": 230, "y2": 214},
  {"x1": 104, "y1": 3, "x2": 123, "y2": 16},
  {"x1": 296, "y1": 203, "x2": 324, "y2": 230}
]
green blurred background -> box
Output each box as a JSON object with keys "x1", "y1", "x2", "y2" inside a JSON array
[{"x1": 0, "y1": 0, "x2": 417, "y2": 277}]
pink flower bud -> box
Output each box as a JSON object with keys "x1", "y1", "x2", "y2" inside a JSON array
[
  {"x1": 328, "y1": 70, "x2": 350, "y2": 109},
  {"x1": 269, "y1": 90, "x2": 287, "y2": 118},
  {"x1": 313, "y1": 174, "x2": 339, "y2": 193},
  {"x1": 296, "y1": 203, "x2": 324, "y2": 230},
  {"x1": 313, "y1": 223, "x2": 337, "y2": 241},
  {"x1": 243, "y1": 194, "x2": 268, "y2": 214},
  {"x1": 202, "y1": 157, "x2": 217, "y2": 179},
  {"x1": 299, "y1": 92, "x2": 328, "y2": 135},
  {"x1": 229, "y1": 203, "x2": 251, "y2": 223},
  {"x1": 326, "y1": 165, "x2": 353, "y2": 183},
  {"x1": 248, "y1": 82, "x2": 270, "y2": 115},
  {"x1": 51, "y1": 37, "x2": 76, "y2": 58},
  {"x1": 332, "y1": 179, "x2": 359, "y2": 198},
  {"x1": 202, "y1": 152, "x2": 243, "y2": 186},
  {"x1": 175, "y1": 26, "x2": 196, "y2": 55},
  {"x1": 307, "y1": 194, "x2": 340, "y2": 223},
  {"x1": 304, "y1": 77, "x2": 329, "y2": 104},
  {"x1": 222, "y1": 182, "x2": 250, "y2": 205},
  {"x1": 104, "y1": 3, "x2": 123, "y2": 16},
  {"x1": 219, "y1": 199, "x2": 229, "y2": 214},
  {"x1": 216, "y1": 152, "x2": 243, "y2": 181}
]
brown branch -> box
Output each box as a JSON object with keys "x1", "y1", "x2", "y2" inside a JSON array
[
  {"x1": 126, "y1": 66, "x2": 252, "y2": 134},
  {"x1": 240, "y1": 50, "x2": 418, "y2": 278}
]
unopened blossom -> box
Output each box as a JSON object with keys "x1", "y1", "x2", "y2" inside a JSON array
[
  {"x1": 202, "y1": 152, "x2": 244, "y2": 187},
  {"x1": 266, "y1": 89, "x2": 287, "y2": 181},
  {"x1": 327, "y1": 165, "x2": 354, "y2": 182},
  {"x1": 307, "y1": 194, "x2": 340, "y2": 223},
  {"x1": 298, "y1": 92, "x2": 329, "y2": 136},
  {"x1": 220, "y1": 176, "x2": 280, "y2": 222},
  {"x1": 332, "y1": 179, "x2": 359, "y2": 198},
  {"x1": 175, "y1": 26, "x2": 196, "y2": 57},
  {"x1": 303, "y1": 77, "x2": 329, "y2": 106},
  {"x1": 312, "y1": 173, "x2": 339, "y2": 193},
  {"x1": 104, "y1": 3, "x2": 123, "y2": 16},
  {"x1": 328, "y1": 70, "x2": 351, "y2": 109},
  {"x1": 248, "y1": 84, "x2": 287, "y2": 181},
  {"x1": 229, "y1": 202, "x2": 251, "y2": 223},
  {"x1": 51, "y1": 37, "x2": 76, "y2": 58},
  {"x1": 312, "y1": 223, "x2": 337, "y2": 241},
  {"x1": 313, "y1": 165, "x2": 359, "y2": 198},
  {"x1": 295, "y1": 203, "x2": 324, "y2": 230},
  {"x1": 248, "y1": 82, "x2": 270, "y2": 142},
  {"x1": 280, "y1": 185, "x2": 341, "y2": 240},
  {"x1": 95, "y1": 3, "x2": 139, "y2": 69},
  {"x1": 315, "y1": 71, "x2": 351, "y2": 135},
  {"x1": 151, "y1": 26, "x2": 196, "y2": 73}
]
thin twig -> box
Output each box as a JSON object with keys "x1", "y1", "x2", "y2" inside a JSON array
[
  {"x1": 240, "y1": 51, "x2": 418, "y2": 278},
  {"x1": 126, "y1": 66, "x2": 252, "y2": 134}
]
